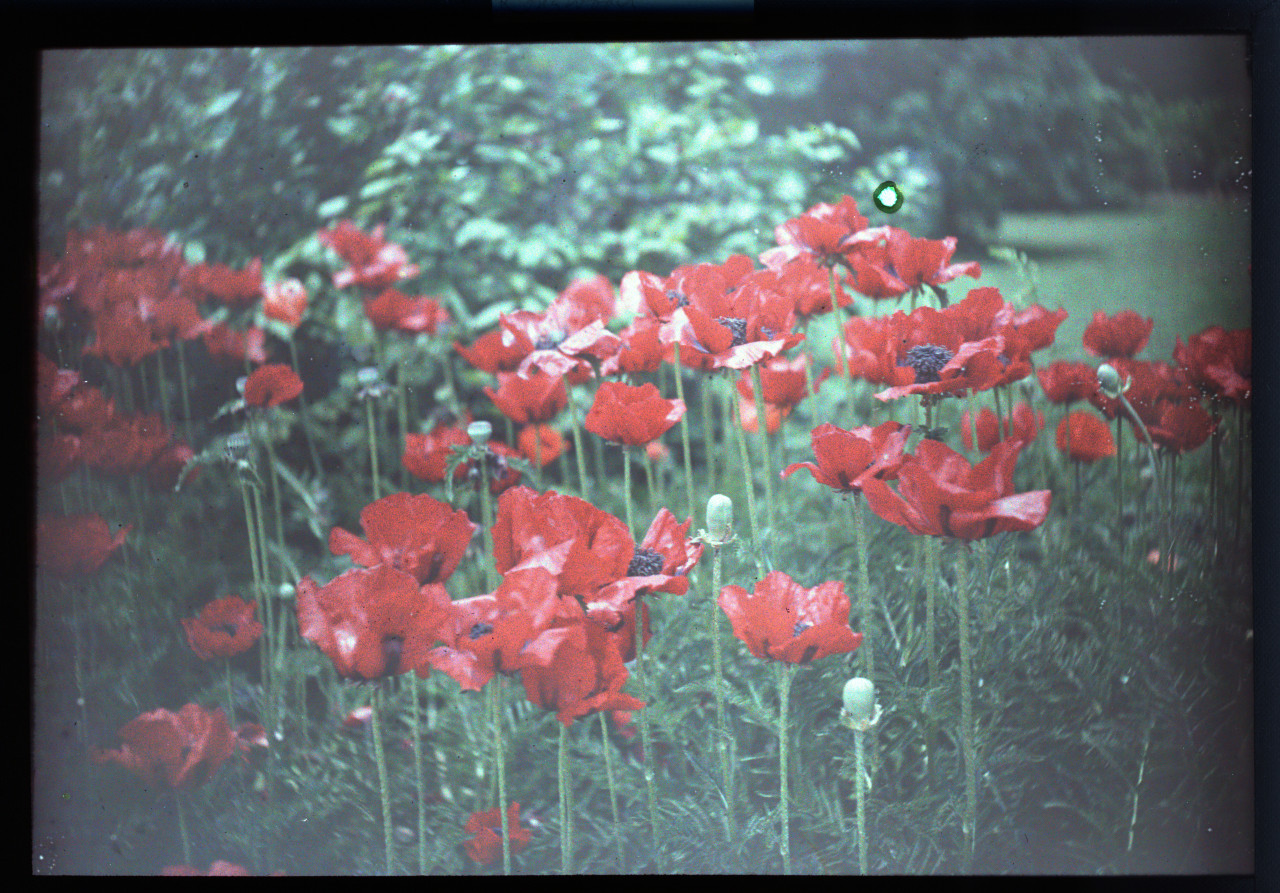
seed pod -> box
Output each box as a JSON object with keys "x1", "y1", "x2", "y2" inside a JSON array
[
  {"x1": 1097, "y1": 363, "x2": 1123, "y2": 398},
  {"x1": 467, "y1": 420, "x2": 493, "y2": 448},
  {"x1": 705, "y1": 494, "x2": 734, "y2": 546},
  {"x1": 840, "y1": 677, "x2": 881, "y2": 731}
]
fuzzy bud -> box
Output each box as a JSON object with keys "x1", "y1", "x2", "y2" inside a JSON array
[
  {"x1": 1097, "y1": 363, "x2": 1123, "y2": 398},
  {"x1": 356, "y1": 366, "x2": 381, "y2": 388},
  {"x1": 467, "y1": 420, "x2": 493, "y2": 448},
  {"x1": 840, "y1": 677, "x2": 881, "y2": 732},
  {"x1": 705, "y1": 494, "x2": 734, "y2": 545}
]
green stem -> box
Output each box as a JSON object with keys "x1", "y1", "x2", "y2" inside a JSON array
[
  {"x1": 371, "y1": 685, "x2": 394, "y2": 874},
  {"x1": 750, "y1": 363, "x2": 777, "y2": 543},
  {"x1": 850, "y1": 495, "x2": 875, "y2": 680},
  {"x1": 397, "y1": 363, "x2": 410, "y2": 492},
  {"x1": 709, "y1": 543, "x2": 734, "y2": 840},
  {"x1": 600, "y1": 711, "x2": 625, "y2": 871},
  {"x1": 729, "y1": 379, "x2": 765, "y2": 578},
  {"x1": 566, "y1": 387, "x2": 591, "y2": 498},
  {"x1": 956, "y1": 543, "x2": 976, "y2": 868},
  {"x1": 410, "y1": 674, "x2": 426, "y2": 873},
  {"x1": 289, "y1": 338, "x2": 325, "y2": 484},
  {"x1": 622, "y1": 445, "x2": 634, "y2": 538},
  {"x1": 633, "y1": 601, "x2": 663, "y2": 870},
  {"x1": 855, "y1": 728, "x2": 868, "y2": 874},
  {"x1": 559, "y1": 722, "x2": 573, "y2": 874},
  {"x1": 477, "y1": 456, "x2": 498, "y2": 591},
  {"x1": 225, "y1": 661, "x2": 237, "y2": 728},
  {"x1": 366, "y1": 398, "x2": 382, "y2": 501},
  {"x1": 154, "y1": 349, "x2": 171, "y2": 430},
  {"x1": 777, "y1": 661, "x2": 795, "y2": 875},
  {"x1": 702, "y1": 370, "x2": 717, "y2": 495},
  {"x1": 923, "y1": 534, "x2": 940, "y2": 789},
  {"x1": 175, "y1": 789, "x2": 191, "y2": 865},
  {"x1": 671, "y1": 342, "x2": 696, "y2": 521},
  {"x1": 493, "y1": 675, "x2": 511, "y2": 875}
]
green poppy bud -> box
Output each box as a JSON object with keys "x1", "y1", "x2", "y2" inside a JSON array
[
  {"x1": 840, "y1": 677, "x2": 881, "y2": 731},
  {"x1": 706, "y1": 494, "x2": 734, "y2": 545},
  {"x1": 1097, "y1": 363, "x2": 1123, "y2": 398},
  {"x1": 357, "y1": 366, "x2": 381, "y2": 388},
  {"x1": 467, "y1": 420, "x2": 493, "y2": 448}
]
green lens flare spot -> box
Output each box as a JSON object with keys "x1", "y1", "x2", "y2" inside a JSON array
[{"x1": 873, "y1": 180, "x2": 904, "y2": 214}]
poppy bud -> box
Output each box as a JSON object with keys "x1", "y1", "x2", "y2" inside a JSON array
[
  {"x1": 224, "y1": 432, "x2": 252, "y2": 464},
  {"x1": 840, "y1": 677, "x2": 881, "y2": 731},
  {"x1": 235, "y1": 376, "x2": 247, "y2": 396},
  {"x1": 705, "y1": 494, "x2": 734, "y2": 546},
  {"x1": 1097, "y1": 363, "x2": 1123, "y2": 398},
  {"x1": 357, "y1": 367, "x2": 381, "y2": 388},
  {"x1": 467, "y1": 421, "x2": 493, "y2": 447}
]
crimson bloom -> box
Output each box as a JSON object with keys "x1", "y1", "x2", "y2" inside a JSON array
[
  {"x1": 1083, "y1": 310, "x2": 1154, "y2": 358},
  {"x1": 584, "y1": 381, "x2": 685, "y2": 446},
  {"x1": 243, "y1": 363, "x2": 303, "y2": 408},
  {"x1": 1056, "y1": 411, "x2": 1116, "y2": 463},
  {"x1": 363, "y1": 288, "x2": 450, "y2": 333},
  {"x1": 522, "y1": 619, "x2": 645, "y2": 727},
  {"x1": 180, "y1": 258, "x2": 263, "y2": 307},
  {"x1": 429, "y1": 567, "x2": 583, "y2": 691},
  {"x1": 672, "y1": 273, "x2": 805, "y2": 372},
  {"x1": 861, "y1": 439, "x2": 1052, "y2": 540},
  {"x1": 296, "y1": 565, "x2": 452, "y2": 681},
  {"x1": 588, "y1": 508, "x2": 705, "y2": 621},
  {"x1": 82, "y1": 300, "x2": 167, "y2": 366},
  {"x1": 781, "y1": 420, "x2": 912, "y2": 494},
  {"x1": 1148, "y1": 400, "x2": 1216, "y2": 454},
  {"x1": 263, "y1": 278, "x2": 308, "y2": 328},
  {"x1": 759, "y1": 195, "x2": 870, "y2": 267},
  {"x1": 1037, "y1": 360, "x2": 1100, "y2": 405},
  {"x1": 92, "y1": 703, "x2": 236, "y2": 790},
  {"x1": 328, "y1": 492, "x2": 476, "y2": 585},
  {"x1": 182, "y1": 596, "x2": 263, "y2": 659},
  {"x1": 717, "y1": 571, "x2": 862, "y2": 665},
  {"x1": 203, "y1": 324, "x2": 267, "y2": 365},
  {"x1": 876, "y1": 226, "x2": 982, "y2": 293},
  {"x1": 1174, "y1": 325, "x2": 1251, "y2": 405},
  {"x1": 402, "y1": 424, "x2": 523, "y2": 494},
  {"x1": 464, "y1": 803, "x2": 532, "y2": 865},
  {"x1": 79, "y1": 413, "x2": 171, "y2": 475},
  {"x1": 37, "y1": 514, "x2": 131, "y2": 575},
  {"x1": 485, "y1": 370, "x2": 568, "y2": 425},
  {"x1": 318, "y1": 221, "x2": 420, "y2": 291},
  {"x1": 518, "y1": 424, "x2": 566, "y2": 468}
]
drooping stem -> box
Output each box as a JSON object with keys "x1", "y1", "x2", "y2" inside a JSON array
[
  {"x1": 370, "y1": 685, "x2": 394, "y2": 875},
  {"x1": 777, "y1": 661, "x2": 796, "y2": 875},
  {"x1": 600, "y1": 711, "x2": 625, "y2": 871}
]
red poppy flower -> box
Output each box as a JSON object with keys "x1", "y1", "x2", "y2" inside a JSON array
[
  {"x1": 39, "y1": 434, "x2": 82, "y2": 483},
  {"x1": 672, "y1": 274, "x2": 805, "y2": 372},
  {"x1": 736, "y1": 397, "x2": 789, "y2": 434},
  {"x1": 599, "y1": 315, "x2": 671, "y2": 376},
  {"x1": 464, "y1": 803, "x2": 532, "y2": 865},
  {"x1": 296, "y1": 565, "x2": 453, "y2": 681},
  {"x1": 480, "y1": 276, "x2": 621, "y2": 381},
  {"x1": 994, "y1": 302, "x2": 1068, "y2": 363},
  {"x1": 363, "y1": 288, "x2": 450, "y2": 334},
  {"x1": 861, "y1": 438, "x2": 1052, "y2": 540},
  {"x1": 736, "y1": 353, "x2": 826, "y2": 410},
  {"x1": 1037, "y1": 360, "x2": 1100, "y2": 405},
  {"x1": 875, "y1": 226, "x2": 982, "y2": 293},
  {"x1": 152, "y1": 292, "x2": 212, "y2": 342},
  {"x1": 1174, "y1": 325, "x2": 1251, "y2": 405},
  {"x1": 584, "y1": 381, "x2": 685, "y2": 446},
  {"x1": 82, "y1": 301, "x2": 167, "y2": 366},
  {"x1": 79, "y1": 413, "x2": 171, "y2": 475},
  {"x1": 92, "y1": 703, "x2": 236, "y2": 790},
  {"x1": 54, "y1": 384, "x2": 116, "y2": 433},
  {"x1": 621, "y1": 255, "x2": 756, "y2": 322},
  {"x1": 203, "y1": 324, "x2": 267, "y2": 365},
  {"x1": 402, "y1": 425, "x2": 523, "y2": 494},
  {"x1": 1082, "y1": 310, "x2": 1154, "y2": 358},
  {"x1": 781, "y1": 420, "x2": 912, "y2": 493},
  {"x1": 842, "y1": 242, "x2": 911, "y2": 300},
  {"x1": 717, "y1": 571, "x2": 862, "y2": 665},
  {"x1": 484, "y1": 370, "x2": 568, "y2": 425},
  {"x1": 588, "y1": 508, "x2": 704, "y2": 616},
  {"x1": 1087, "y1": 358, "x2": 1196, "y2": 424},
  {"x1": 263, "y1": 278, "x2": 308, "y2": 328},
  {"x1": 491, "y1": 487, "x2": 634, "y2": 595},
  {"x1": 748, "y1": 256, "x2": 856, "y2": 318},
  {"x1": 180, "y1": 258, "x2": 263, "y2": 307},
  {"x1": 961, "y1": 403, "x2": 1045, "y2": 453},
  {"x1": 429, "y1": 567, "x2": 583, "y2": 691},
  {"x1": 328, "y1": 491, "x2": 476, "y2": 585},
  {"x1": 36, "y1": 354, "x2": 81, "y2": 414},
  {"x1": 1148, "y1": 400, "x2": 1216, "y2": 454},
  {"x1": 522, "y1": 619, "x2": 646, "y2": 726},
  {"x1": 182, "y1": 595, "x2": 263, "y2": 659},
  {"x1": 760, "y1": 195, "x2": 870, "y2": 267},
  {"x1": 37, "y1": 514, "x2": 131, "y2": 576},
  {"x1": 518, "y1": 424, "x2": 566, "y2": 468},
  {"x1": 243, "y1": 364, "x2": 303, "y2": 408},
  {"x1": 319, "y1": 221, "x2": 420, "y2": 291},
  {"x1": 873, "y1": 334, "x2": 1011, "y2": 402},
  {"x1": 454, "y1": 325, "x2": 533, "y2": 375},
  {"x1": 149, "y1": 440, "x2": 196, "y2": 491},
  {"x1": 1056, "y1": 411, "x2": 1115, "y2": 463}
]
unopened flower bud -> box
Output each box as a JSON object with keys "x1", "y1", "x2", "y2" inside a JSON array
[
  {"x1": 356, "y1": 367, "x2": 381, "y2": 388},
  {"x1": 467, "y1": 421, "x2": 493, "y2": 448},
  {"x1": 706, "y1": 494, "x2": 734, "y2": 545},
  {"x1": 224, "y1": 432, "x2": 252, "y2": 464},
  {"x1": 840, "y1": 677, "x2": 881, "y2": 731},
  {"x1": 235, "y1": 376, "x2": 247, "y2": 396},
  {"x1": 1097, "y1": 363, "x2": 1123, "y2": 398}
]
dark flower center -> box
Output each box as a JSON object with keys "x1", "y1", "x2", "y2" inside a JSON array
[
  {"x1": 714, "y1": 316, "x2": 749, "y2": 347},
  {"x1": 382, "y1": 636, "x2": 404, "y2": 676},
  {"x1": 793, "y1": 621, "x2": 813, "y2": 637},
  {"x1": 665, "y1": 289, "x2": 690, "y2": 309},
  {"x1": 468, "y1": 449, "x2": 508, "y2": 483},
  {"x1": 899, "y1": 343, "x2": 955, "y2": 383},
  {"x1": 469, "y1": 621, "x2": 494, "y2": 640},
  {"x1": 534, "y1": 336, "x2": 562, "y2": 351},
  {"x1": 215, "y1": 622, "x2": 239, "y2": 638},
  {"x1": 627, "y1": 548, "x2": 665, "y2": 577}
]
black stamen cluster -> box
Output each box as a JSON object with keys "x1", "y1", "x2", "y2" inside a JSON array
[
  {"x1": 469, "y1": 621, "x2": 494, "y2": 640},
  {"x1": 627, "y1": 547, "x2": 665, "y2": 577},
  {"x1": 665, "y1": 289, "x2": 690, "y2": 309},
  {"x1": 714, "y1": 316, "x2": 749, "y2": 347},
  {"x1": 899, "y1": 343, "x2": 955, "y2": 383}
]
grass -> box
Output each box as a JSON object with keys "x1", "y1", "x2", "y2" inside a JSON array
[{"x1": 33, "y1": 193, "x2": 1251, "y2": 875}]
